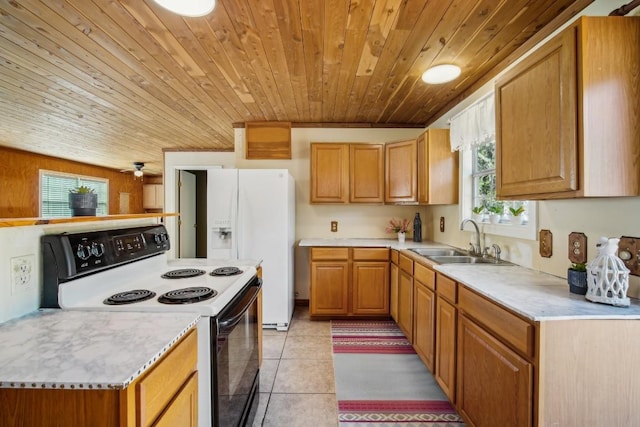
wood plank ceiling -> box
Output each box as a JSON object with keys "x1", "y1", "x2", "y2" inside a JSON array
[{"x1": 0, "y1": 0, "x2": 592, "y2": 174}]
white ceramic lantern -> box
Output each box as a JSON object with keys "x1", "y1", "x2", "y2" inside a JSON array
[{"x1": 585, "y1": 237, "x2": 630, "y2": 307}]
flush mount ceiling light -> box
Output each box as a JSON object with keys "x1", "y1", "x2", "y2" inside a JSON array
[
  {"x1": 152, "y1": 0, "x2": 216, "y2": 17},
  {"x1": 421, "y1": 64, "x2": 462, "y2": 84}
]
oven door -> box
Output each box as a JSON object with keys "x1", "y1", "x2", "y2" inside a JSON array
[{"x1": 213, "y1": 276, "x2": 261, "y2": 427}]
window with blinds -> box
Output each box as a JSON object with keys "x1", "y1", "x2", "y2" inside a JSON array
[{"x1": 40, "y1": 170, "x2": 108, "y2": 218}]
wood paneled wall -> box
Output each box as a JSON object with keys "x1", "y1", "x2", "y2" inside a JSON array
[{"x1": 0, "y1": 146, "x2": 145, "y2": 218}]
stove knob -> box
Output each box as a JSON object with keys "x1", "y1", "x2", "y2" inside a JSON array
[
  {"x1": 76, "y1": 244, "x2": 91, "y2": 260},
  {"x1": 154, "y1": 233, "x2": 162, "y2": 244},
  {"x1": 91, "y1": 242, "x2": 105, "y2": 257}
]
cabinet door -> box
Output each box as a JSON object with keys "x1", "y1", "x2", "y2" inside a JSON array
[
  {"x1": 143, "y1": 184, "x2": 164, "y2": 209},
  {"x1": 349, "y1": 144, "x2": 385, "y2": 203},
  {"x1": 390, "y1": 262, "x2": 399, "y2": 322},
  {"x1": 413, "y1": 281, "x2": 436, "y2": 373},
  {"x1": 153, "y1": 372, "x2": 198, "y2": 427},
  {"x1": 310, "y1": 143, "x2": 349, "y2": 203},
  {"x1": 435, "y1": 296, "x2": 456, "y2": 402},
  {"x1": 397, "y1": 270, "x2": 414, "y2": 342},
  {"x1": 417, "y1": 129, "x2": 458, "y2": 205},
  {"x1": 352, "y1": 261, "x2": 389, "y2": 315},
  {"x1": 385, "y1": 139, "x2": 417, "y2": 203},
  {"x1": 310, "y1": 261, "x2": 349, "y2": 315},
  {"x1": 495, "y1": 28, "x2": 577, "y2": 198},
  {"x1": 457, "y1": 314, "x2": 533, "y2": 427}
]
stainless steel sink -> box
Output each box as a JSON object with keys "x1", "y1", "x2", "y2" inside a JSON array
[
  {"x1": 427, "y1": 255, "x2": 513, "y2": 265},
  {"x1": 410, "y1": 248, "x2": 467, "y2": 257}
]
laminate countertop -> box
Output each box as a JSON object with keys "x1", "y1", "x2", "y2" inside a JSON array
[
  {"x1": 0, "y1": 310, "x2": 199, "y2": 390},
  {"x1": 434, "y1": 263, "x2": 640, "y2": 321},
  {"x1": 299, "y1": 238, "x2": 640, "y2": 321}
]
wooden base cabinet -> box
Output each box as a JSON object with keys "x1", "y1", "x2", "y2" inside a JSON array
[
  {"x1": 310, "y1": 247, "x2": 389, "y2": 318},
  {"x1": 390, "y1": 250, "x2": 399, "y2": 322},
  {"x1": 435, "y1": 296, "x2": 456, "y2": 403},
  {"x1": 413, "y1": 280, "x2": 436, "y2": 373},
  {"x1": 457, "y1": 315, "x2": 532, "y2": 427},
  {"x1": 396, "y1": 253, "x2": 414, "y2": 341},
  {"x1": 0, "y1": 329, "x2": 198, "y2": 427}
]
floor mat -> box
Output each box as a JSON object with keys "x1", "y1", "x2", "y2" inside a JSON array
[{"x1": 332, "y1": 320, "x2": 465, "y2": 426}]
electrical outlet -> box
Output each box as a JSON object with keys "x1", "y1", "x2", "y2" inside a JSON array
[
  {"x1": 331, "y1": 221, "x2": 338, "y2": 232},
  {"x1": 539, "y1": 230, "x2": 553, "y2": 258},
  {"x1": 11, "y1": 255, "x2": 35, "y2": 295},
  {"x1": 568, "y1": 232, "x2": 587, "y2": 264},
  {"x1": 440, "y1": 217, "x2": 445, "y2": 233}
]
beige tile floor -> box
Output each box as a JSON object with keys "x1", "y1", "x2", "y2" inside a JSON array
[{"x1": 251, "y1": 306, "x2": 338, "y2": 427}]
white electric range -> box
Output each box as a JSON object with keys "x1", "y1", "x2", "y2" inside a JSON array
[{"x1": 41, "y1": 224, "x2": 261, "y2": 427}]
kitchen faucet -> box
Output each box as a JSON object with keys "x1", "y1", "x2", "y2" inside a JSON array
[{"x1": 460, "y1": 218, "x2": 482, "y2": 256}]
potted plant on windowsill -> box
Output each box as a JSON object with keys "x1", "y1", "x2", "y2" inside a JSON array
[
  {"x1": 472, "y1": 206, "x2": 485, "y2": 222},
  {"x1": 69, "y1": 185, "x2": 98, "y2": 217},
  {"x1": 487, "y1": 202, "x2": 503, "y2": 224},
  {"x1": 567, "y1": 263, "x2": 588, "y2": 295},
  {"x1": 508, "y1": 206, "x2": 526, "y2": 225}
]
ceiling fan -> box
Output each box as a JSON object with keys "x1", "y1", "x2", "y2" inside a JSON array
[{"x1": 121, "y1": 162, "x2": 145, "y2": 179}]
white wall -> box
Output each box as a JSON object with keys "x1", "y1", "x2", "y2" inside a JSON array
[
  {"x1": 0, "y1": 218, "x2": 159, "y2": 323},
  {"x1": 234, "y1": 127, "x2": 425, "y2": 299},
  {"x1": 427, "y1": 0, "x2": 640, "y2": 297}
]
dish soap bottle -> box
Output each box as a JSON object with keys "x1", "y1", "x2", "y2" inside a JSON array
[{"x1": 413, "y1": 213, "x2": 422, "y2": 242}]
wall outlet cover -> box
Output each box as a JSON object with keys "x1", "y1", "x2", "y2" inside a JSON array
[
  {"x1": 11, "y1": 255, "x2": 35, "y2": 295},
  {"x1": 568, "y1": 232, "x2": 587, "y2": 264},
  {"x1": 330, "y1": 221, "x2": 338, "y2": 232}
]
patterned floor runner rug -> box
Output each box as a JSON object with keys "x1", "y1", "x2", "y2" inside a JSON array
[{"x1": 331, "y1": 320, "x2": 465, "y2": 426}]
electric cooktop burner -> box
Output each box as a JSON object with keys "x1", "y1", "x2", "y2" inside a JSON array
[
  {"x1": 158, "y1": 287, "x2": 217, "y2": 304},
  {"x1": 161, "y1": 268, "x2": 206, "y2": 279},
  {"x1": 210, "y1": 266, "x2": 243, "y2": 276},
  {"x1": 104, "y1": 289, "x2": 156, "y2": 305}
]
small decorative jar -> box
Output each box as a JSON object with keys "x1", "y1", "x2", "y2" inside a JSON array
[
  {"x1": 585, "y1": 237, "x2": 630, "y2": 307},
  {"x1": 397, "y1": 232, "x2": 406, "y2": 243}
]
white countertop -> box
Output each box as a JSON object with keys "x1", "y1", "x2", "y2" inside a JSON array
[
  {"x1": 435, "y1": 264, "x2": 640, "y2": 321},
  {"x1": 299, "y1": 238, "x2": 640, "y2": 321},
  {"x1": 0, "y1": 310, "x2": 199, "y2": 390}
]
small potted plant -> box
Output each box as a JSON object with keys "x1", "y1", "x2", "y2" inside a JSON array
[
  {"x1": 472, "y1": 206, "x2": 485, "y2": 222},
  {"x1": 508, "y1": 206, "x2": 526, "y2": 225},
  {"x1": 69, "y1": 185, "x2": 98, "y2": 217},
  {"x1": 567, "y1": 263, "x2": 587, "y2": 295},
  {"x1": 487, "y1": 202, "x2": 504, "y2": 224},
  {"x1": 385, "y1": 218, "x2": 410, "y2": 243}
]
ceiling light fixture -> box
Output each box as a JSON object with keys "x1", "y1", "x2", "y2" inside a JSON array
[
  {"x1": 421, "y1": 64, "x2": 461, "y2": 84},
  {"x1": 133, "y1": 162, "x2": 144, "y2": 178},
  {"x1": 152, "y1": 0, "x2": 216, "y2": 17}
]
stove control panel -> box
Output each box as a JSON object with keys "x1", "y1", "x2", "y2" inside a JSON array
[{"x1": 42, "y1": 225, "x2": 170, "y2": 280}]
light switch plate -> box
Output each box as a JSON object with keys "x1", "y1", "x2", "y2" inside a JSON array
[
  {"x1": 568, "y1": 232, "x2": 587, "y2": 264},
  {"x1": 539, "y1": 230, "x2": 552, "y2": 258}
]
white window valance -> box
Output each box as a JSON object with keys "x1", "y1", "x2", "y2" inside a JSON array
[{"x1": 449, "y1": 93, "x2": 495, "y2": 152}]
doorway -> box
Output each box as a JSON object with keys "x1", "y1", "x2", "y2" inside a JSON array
[{"x1": 177, "y1": 169, "x2": 208, "y2": 258}]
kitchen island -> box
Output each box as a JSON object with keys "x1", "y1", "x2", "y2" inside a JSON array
[{"x1": 0, "y1": 310, "x2": 199, "y2": 426}]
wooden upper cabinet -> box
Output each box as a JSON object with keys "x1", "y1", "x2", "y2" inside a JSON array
[
  {"x1": 310, "y1": 143, "x2": 384, "y2": 204},
  {"x1": 495, "y1": 16, "x2": 640, "y2": 199},
  {"x1": 417, "y1": 129, "x2": 458, "y2": 205},
  {"x1": 310, "y1": 143, "x2": 349, "y2": 203},
  {"x1": 245, "y1": 121, "x2": 291, "y2": 159},
  {"x1": 385, "y1": 139, "x2": 418, "y2": 203},
  {"x1": 350, "y1": 143, "x2": 384, "y2": 203}
]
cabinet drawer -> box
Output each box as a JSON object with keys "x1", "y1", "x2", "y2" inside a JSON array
[
  {"x1": 310, "y1": 247, "x2": 349, "y2": 261},
  {"x1": 352, "y1": 247, "x2": 389, "y2": 261},
  {"x1": 399, "y1": 253, "x2": 413, "y2": 274},
  {"x1": 436, "y1": 273, "x2": 457, "y2": 303},
  {"x1": 391, "y1": 249, "x2": 399, "y2": 265},
  {"x1": 414, "y1": 262, "x2": 435, "y2": 290},
  {"x1": 137, "y1": 329, "x2": 198, "y2": 426},
  {"x1": 458, "y1": 286, "x2": 535, "y2": 358}
]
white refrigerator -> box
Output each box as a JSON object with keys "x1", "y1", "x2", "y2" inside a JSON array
[{"x1": 207, "y1": 169, "x2": 295, "y2": 330}]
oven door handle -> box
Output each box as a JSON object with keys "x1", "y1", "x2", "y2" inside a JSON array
[{"x1": 218, "y1": 279, "x2": 261, "y2": 331}]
